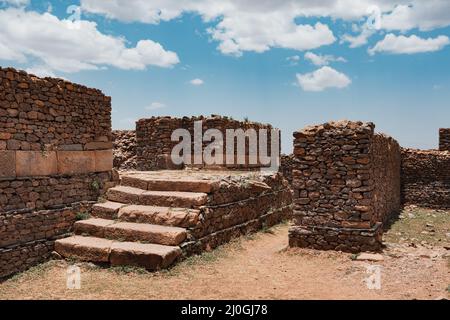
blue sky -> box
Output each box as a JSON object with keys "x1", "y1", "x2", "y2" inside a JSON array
[{"x1": 1, "y1": 0, "x2": 450, "y2": 153}]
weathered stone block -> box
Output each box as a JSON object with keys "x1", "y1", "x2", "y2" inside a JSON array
[
  {"x1": 16, "y1": 151, "x2": 58, "y2": 177},
  {"x1": 57, "y1": 144, "x2": 83, "y2": 151},
  {"x1": 95, "y1": 149, "x2": 113, "y2": 172},
  {"x1": 57, "y1": 151, "x2": 96, "y2": 175}
]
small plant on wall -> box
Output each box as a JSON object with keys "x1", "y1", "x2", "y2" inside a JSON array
[
  {"x1": 75, "y1": 211, "x2": 90, "y2": 221},
  {"x1": 90, "y1": 179, "x2": 101, "y2": 193}
]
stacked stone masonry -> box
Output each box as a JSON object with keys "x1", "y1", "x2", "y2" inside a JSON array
[
  {"x1": 57, "y1": 170, "x2": 293, "y2": 268},
  {"x1": 289, "y1": 121, "x2": 401, "y2": 253},
  {"x1": 0, "y1": 67, "x2": 115, "y2": 278},
  {"x1": 401, "y1": 148, "x2": 450, "y2": 209},
  {"x1": 280, "y1": 154, "x2": 295, "y2": 186},
  {"x1": 440, "y1": 128, "x2": 450, "y2": 151},
  {"x1": 136, "y1": 115, "x2": 278, "y2": 171},
  {"x1": 112, "y1": 130, "x2": 137, "y2": 170}
]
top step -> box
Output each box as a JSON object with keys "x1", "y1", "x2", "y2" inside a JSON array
[
  {"x1": 121, "y1": 174, "x2": 220, "y2": 193},
  {"x1": 107, "y1": 186, "x2": 209, "y2": 208}
]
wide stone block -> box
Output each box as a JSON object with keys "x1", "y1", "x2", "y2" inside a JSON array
[
  {"x1": 0, "y1": 151, "x2": 16, "y2": 178},
  {"x1": 57, "y1": 151, "x2": 95, "y2": 175},
  {"x1": 15, "y1": 151, "x2": 57, "y2": 177},
  {"x1": 54, "y1": 236, "x2": 113, "y2": 262},
  {"x1": 95, "y1": 149, "x2": 113, "y2": 172},
  {"x1": 110, "y1": 242, "x2": 181, "y2": 270},
  {"x1": 85, "y1": 141, "x2": 113, "y2": 150}
]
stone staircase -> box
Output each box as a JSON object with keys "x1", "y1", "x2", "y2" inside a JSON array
[{"x1": 55, "y1": 174, "x2": 216, "y2": 271}]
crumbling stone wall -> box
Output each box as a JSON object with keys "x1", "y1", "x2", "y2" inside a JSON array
[
  {"x1": 280, "y1": 154, "x2": 295, "y2": 186},
  {"x1": 0, "y1": 67, "x2": 115, "y2": 278},
  {"x1": 112, "y1": 130, "x2": 137, "y2": 170},
  {"x1": 289, "y1": 121, "x2": 401, "y2": 253},
  {"x1": 136, "y1": 115, "x2": 278, "y2": 171},
  {"x1": 440, "y1": 128, "x2": 450, "y2": 151},
  {"x1": 182, "y1": 172, "x2": 292, "y2": 255},
  {"x1": 401, "y1": 149, "x2": 450, "y2": 209}
]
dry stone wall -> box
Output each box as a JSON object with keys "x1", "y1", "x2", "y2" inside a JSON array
[
  {"x1": 280, "y1": 154, "x2": 295, "y2": 186},
  {"x1": 112, "y1": 130, "x2": 137, "y2": 170},
  {"x1": 440, "y1": 128, "x2": 450, "y2": 151},
  {"x1": 136, "y1": 115, "x2": 278, "y2": 171},
  {"x1": 0, "y1": 67, "x2": 115, "y2": 278},
  {"x1": 401, "y1": 149, "x2": 450, "y2": 209},
  {"x1": 181, "y1": 172, "x2": 293, "y2": 255},
  {"x1": 289, "y1": 121, "x2": 401, "y2": 253}
]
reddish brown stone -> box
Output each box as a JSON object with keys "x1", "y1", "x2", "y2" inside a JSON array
[
  {"x1": 0, "y1": 151, "x2": 16, "y2": 178},
  {"x1": 57, "y1": 151, "x2": 95, "y2": 175},
  {"x1": 15, "y1": 151, "x2": 58, "y2": 177},
  {"x1": 110, "y1": 242, "x2": 181, "y2": 270},
  {"x1": 95, "y1": 149, "x2": 113, "y2": 172}
]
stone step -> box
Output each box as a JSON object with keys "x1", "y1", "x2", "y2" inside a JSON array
[
  {"x1": 92, "y1": 201, "x2": 128, "y2": 220},
  {"x1": 121, "y1": 175, "x2": 219, "y2": 193},
  {"x1": 54, "y1": 236, "x2": 113, "y2": 263},
  {"x1": 55, "y1": 236, "x2": 181, "y2": 271},
  {"x1": 107, "y1": 186, "x2": 208, "y2": 208},
  {"x1": 74, "y1": 218, "x2": 187, "y2": 246},
  {"x1": 117, "y1": 205, "x2": 200, "y2": 228},
  {"x1": 110, "y1": 241, "x2": 181, "y2": 271}
]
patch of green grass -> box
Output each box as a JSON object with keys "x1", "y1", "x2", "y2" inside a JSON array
[
  {"x1": 90, "y1": 180, "x2": 101, "y2": 193},
  {"x1": 261, "y1": 224, "x2": 275, "y2": 234},
  {"x1": 384, "y1": 208, "x2": 450, "y2": 247},
  {"x1": 75, "y1": 211, "x2": 90, "y2": 221}
]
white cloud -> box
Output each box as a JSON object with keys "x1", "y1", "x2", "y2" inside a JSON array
[
  {"x1": 304, "y1": 52, "x2": 346, "y2": 66},
  {"x1": 368, "y1": 34, "x2": 450, "y2": 55},
  {"x1": 76, "y1": 0, "x2": 447, "y2": 56},
  {"x1": 0, "y1": 8, "x2": 179, "y2": 73},
  {"x1": 146, "y1": 102, "x2": 166, "y2": 110},
  {"x1": 81, "y1": 0, "x2": 348, "y2": 56},
  {"x1": 209, "y1": 19, "x2": 335, "y2": 56},
  {"x1": 25, "y1": 65, "x2": 56, "y2": 78},
  {"x1": 190, "y1": 78, "x2": 204, "y2": 86},
  {"x1": 286, "y1": 55, "x2": 300, "y2": 66},
  {"x1": 341, "y1": 28, "x2": 375, "y2": 48},
  {"x1": 296, "y1": 66, "x2": 351, "y2": 92},
  {"x1": 380, "y1": 1, "x2": 450, "y2": 32}
]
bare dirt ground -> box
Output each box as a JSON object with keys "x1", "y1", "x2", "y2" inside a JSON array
[{"x1": 0, "y1": 207, "x2": 449, "y2": 300}]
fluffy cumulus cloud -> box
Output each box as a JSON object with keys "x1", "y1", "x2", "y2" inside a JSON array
[
  {"x1": 380, "y1": 1, "x2": 450, "y2": 32},
  {"x1": 0, "y1": 8, "x2": 179, "y2": 73},
  {"x1": 304, "y1": 52, "x2": 346, "y2": 66},
  {"x1": 78, "y1": 0, "x2": 450, "y2": 57},
  {"x1": 189, "y1": 78, "x2": 204, "y2": 86},
  {"x1": 368, "y1": 34, "x2": 450, "y2": 55},
  {"x1": 296, "y1": 66, "x2": 351, "y2": 92}
]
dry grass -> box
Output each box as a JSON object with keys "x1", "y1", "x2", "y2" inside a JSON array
[
  {"x1": 0, "y1": 211, "x2": 449, "y2": 300},
  {"x1": 384, "y1": 207, "x2": 450, "y2": 247}
]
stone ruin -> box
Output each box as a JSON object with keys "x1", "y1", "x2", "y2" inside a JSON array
[
  {"x1": 401, "y1": 149, "x2": 450, "y2": 209},
  {"x1": 288, "y1": 121, "x2": 401, "y2": 253},
  {"x1": 54, "y1": 116, "x2": 291, "y2": 270},
  {"x1": 0, "y1": 67, "x2": 115, "y2": 278},
  {"x1": 135, "y1": 116, "x2": 278, "y2": 171},
  {"x1": 0, "y1": 66, "x2": 448, "y2": 276}
]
